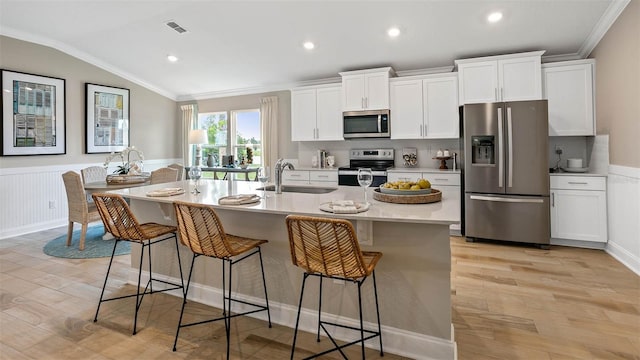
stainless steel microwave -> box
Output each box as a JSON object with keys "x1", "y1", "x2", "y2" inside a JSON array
[{"x1": 343, "y1": 109, "x2": 390, "y2": 139}]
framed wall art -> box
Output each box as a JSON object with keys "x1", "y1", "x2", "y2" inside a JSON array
[
  {"x1": 1, "y1": 69, "x2": 66, "y2": 156},
  {"x1": 85, "y1": 83, "x2": 130, "y2": 154}
]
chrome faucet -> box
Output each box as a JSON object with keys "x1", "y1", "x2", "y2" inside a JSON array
[{"x1": 274, "y1": 158, "x2": 295, "y2": 194}]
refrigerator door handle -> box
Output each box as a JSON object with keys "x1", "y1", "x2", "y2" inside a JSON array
[
  {"x1": 470, "y1": 195, "x2": 545, "y2": 204},
  {"x1": 497, "y1": 108, "x2": 504, "y2": 188},
  {"x1": 507, "y1": 107, "x2": 513, "y2": 188}
]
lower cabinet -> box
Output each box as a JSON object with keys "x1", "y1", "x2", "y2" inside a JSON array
[
  {"x1": 282, "y1": 170, "x2": 338, "y2": 186},
  {"x1": 550, "y1": 175, "x2": 607, "y2": 246},
  {"x1": 387, "y1": 171, "x2": 461, "y2": 234}
]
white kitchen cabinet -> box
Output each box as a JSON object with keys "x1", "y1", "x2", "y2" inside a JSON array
[
  {"x1": 543, "y1": 60, "x2": 595, "y2": 136},
  {"x1": 387, "y1": 171, "x2": 461, "y2": 234},
  {"x1": 455, "y1": 51, "x2": 544, "y2": 105},
  {"x1": 550, "y1": 175, "x2": 607, "y2": 246},
  {"x1": 282, "y1": 169, "x2": 338, "y2": 187},
  {"x1": 340, "y1": 67, "x2": 394, "y2": 111},
  {"x1": 390, "y1": 73, "x2": 459, "y2": 139},
  {"x1": 291, "y1": 85, "x2": 342, "y2": 141}
]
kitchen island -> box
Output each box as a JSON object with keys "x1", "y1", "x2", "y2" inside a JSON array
[{"x1": 108, "y1": 179, "x2": 459, "y2": 360}]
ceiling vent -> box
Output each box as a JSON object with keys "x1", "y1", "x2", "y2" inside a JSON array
[{"x1": 166, "y1": 21, "x2": 187, "y2": 34}]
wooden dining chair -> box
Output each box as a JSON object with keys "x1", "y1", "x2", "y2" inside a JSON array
[
  {"x1": 167, "y1": 163, "x2": 184, "y2": 180},
  {"x1": 81, "y1": 166, "x2": 107, "y2": 184},
  {"x1": 61, "y1": 171, "x2": 103, "y2": 251},
  {"x1": 150, "y1": 167, "x2": 179, "y2": 184},
  {"x1": 286, "y1": 215, "x2": 383, "y2": 359}
]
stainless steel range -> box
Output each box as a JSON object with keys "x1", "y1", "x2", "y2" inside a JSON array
[{"x1": 338, "y1": 148, "x2": 394, "y2": 186}]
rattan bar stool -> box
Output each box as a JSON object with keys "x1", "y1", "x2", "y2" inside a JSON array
[
  {"x1": 91, "y1": 193, "x2": 185, "y2": 335},
  {"x1": 172, "y1": 201, "x2": 271, "y2": 358},
  {"x1": 286, "y1": 215, "x2": 383, "y2": 360}
]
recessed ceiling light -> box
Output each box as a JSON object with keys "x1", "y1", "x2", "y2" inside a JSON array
[
  {"x1": 487, "y1": 12, "x2": 503, "y2": 23},
  {"x1": 167, "y1": 55, "x2": 179, "y2": 62},
  {"x1": 303, "y1": 41, "x2": 315, "y2": 50},
  {"x1": 387, "y1": 27, "x2": 401, "y2": 37}
]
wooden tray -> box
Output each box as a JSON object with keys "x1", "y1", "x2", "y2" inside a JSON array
[
  {"x1": 372, "y1": 188, "x2": 442, "y2": 204},
  {"x1": 106, "y1": 174, "x2": 149, "y2": 184}
]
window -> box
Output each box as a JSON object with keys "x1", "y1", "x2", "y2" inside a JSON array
[{"x1": 197, "y1": 109, "x2": 262, "y2": 168}]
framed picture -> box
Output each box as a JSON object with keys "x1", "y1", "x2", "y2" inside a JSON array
[
  {"x1": 1, "y1": 69, "x2": 66, "y2": 156},
  {"x1": 85, "y1": 83, "x2": 130, "y2": 154}
]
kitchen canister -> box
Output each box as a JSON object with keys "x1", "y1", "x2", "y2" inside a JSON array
[{"x1": 567, "y1": 158, "x2": 583, "y2": 168}]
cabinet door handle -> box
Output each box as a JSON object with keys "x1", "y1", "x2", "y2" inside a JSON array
[
  {"x1": 434, "y1": 178, "x2": 449, "y2": 182},
  {"x1": 317, "y1": 175, "x2": 329, "y2": 178},
  {"x1": 501, "y1": 88, "x2": 504, "y2": 101},
  {"x1": 551, "y1": 192, "x2": 554, "y2": 207},
  {"x1": 361, "y1": 97, "x2": 365, "y2": 109},
  {"x1": 419, "y1": 124, "x2": 423, "y2": 137},
  {"x1": 568, "y1": 181, "x2": 588, "y2": 185},
  {"x1": 365, "y1": 97, "x2": 368, "y2": 109}
]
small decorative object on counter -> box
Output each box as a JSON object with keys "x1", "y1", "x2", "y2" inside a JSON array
[
  {"x1": 443, "y1": 149, "x2": 450, "y2": 157},
  {"x1": 402, "y1": 148, "x2": 418, "y2": 167},
  {"x1": 436, "y1": 149, "x2": 444, "y2": 157},
  {"x1": 207, "y1": 153, "x2": 215, "y2": 167}
]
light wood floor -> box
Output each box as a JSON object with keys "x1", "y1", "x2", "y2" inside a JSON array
[{"x1": 1, "y1": 227, "x2": 638, "y2": 359}]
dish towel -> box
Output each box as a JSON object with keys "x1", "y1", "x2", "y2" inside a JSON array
[
  {"x1": 146, "y1": 188, "x2": 185, "y2": 197},
  {"x1": 218, "y1": 194, "x2": 261, "y2": 205},
  {"x1": 331, "y1": 200, "x2": 358, "y2": 214}
]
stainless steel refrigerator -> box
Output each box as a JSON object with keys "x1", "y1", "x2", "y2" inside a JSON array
[{"x1": 463, "y1": 100, "x2": 550, "y2": 246}]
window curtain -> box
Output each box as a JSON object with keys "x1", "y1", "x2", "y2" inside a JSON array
[
  {"x1": 180, "y1": 103, "x2": 197, "y2": 167},
  {"x1": 260, "y1": 96, "x2": 279, "y2": 169}
]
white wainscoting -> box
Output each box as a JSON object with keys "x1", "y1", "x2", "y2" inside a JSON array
[
  {"x1": 0, "y1": 159, "x2": 181, "y2": 239},
  {"x1": 605, "y1": 164, "x2": 640, "y2": 275}
]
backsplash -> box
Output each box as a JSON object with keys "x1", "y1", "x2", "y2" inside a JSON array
[{"x1": 297, "y1": 139, "x2": 460, "y2": 169}]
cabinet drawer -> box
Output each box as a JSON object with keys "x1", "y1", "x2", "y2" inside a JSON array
[
  {"x1": 427, "y1": 173, "x2": 461, "y2": 186},
  {"x1": 550, "y1": 176, "x2": 605, "y2": 191},
  {"x1": 283, "y1": 170, "x2": 310, "y2": 182},
  {"x1": 310, "y1": 171, "x2": 338, "y2": 182}
]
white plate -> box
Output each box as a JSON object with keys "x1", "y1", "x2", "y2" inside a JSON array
[
  {"x1": 319, "y1": 202, "x2": 370, "y2": 214},
  {"x1": 562, "y1": 167, "x2": 589, "y2": 173}
]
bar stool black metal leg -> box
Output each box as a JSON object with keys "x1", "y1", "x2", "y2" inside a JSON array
[
  {"x1": 94, "y1": 239, "x2": 119, "y2": 322},
  {"x1": 173, "y1": 253, "x2": 197, "y2": 351},
  {"x1": 358, "y1": 280, "x2": 365, "y2": 359},
  {"x1": 147, "y1": 240, "x2": 153, "y2": 293},
  {"x1": 226, "y1": 259, "x2": 233, "y2": 360},
  {"x1": 174, "y1": 236, "x2": 185, "y2": 297},
  {"x1": 133, "y1": 242, "x2": 145, "y2": 335},
  {"x1": 373, "y1": 271, "x2": 383, "y2": 355},
  {"x1": 258, "y1": 248, "x2": 272, "y2": 327},
  {"x1": 317, "y1": 276, "x2": 323, "y2": 342},
  {"x1": 291, "y1": 273, "x2": 309, "y2": 360}
]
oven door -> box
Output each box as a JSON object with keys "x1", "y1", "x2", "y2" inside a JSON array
[{"x1": 338, "y1": 170, "x2": 387, "y2": 187}]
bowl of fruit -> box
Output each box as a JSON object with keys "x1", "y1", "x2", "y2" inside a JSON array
[{"x1": 379, "y1": 178, "x2": 432, "y2": 195}]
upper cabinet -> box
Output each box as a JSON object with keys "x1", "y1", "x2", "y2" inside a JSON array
[
  {"x1": 291, "y1": 84, "x2": 343, "y2": 141},
  {"x1": 339, "y1": 67, "x2": 395, "y2": 111},
  {"x1": 390, "y1": 73, "x2": 459, "y2": 139},
  {"x1": 543, "y1": 60, "x2": 595, "y2": 136},
  {"x1": 455, "y1": 51, "x2": 544, "y2": 105}
]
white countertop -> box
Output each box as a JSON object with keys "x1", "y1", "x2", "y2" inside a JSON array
[
  {"x1": 108, "y1": 180, "x2": 460, "y2": 225},
  {"x1": 549, "y1": 171, "x2": 607, "y2": 177},
  {"x1": 388, "y1": 167, "x2": 461, "y2": 174}
]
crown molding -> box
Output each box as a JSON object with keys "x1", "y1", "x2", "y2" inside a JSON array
[
  {"x1": 1, "y1": 28, "x2": 178, "y2": 101},
  {"x1": 578, "y1": 0, "x2": 631, "y2": 58}
]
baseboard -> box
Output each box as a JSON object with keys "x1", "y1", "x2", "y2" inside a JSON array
[
  {"x1": 129, "y1": 270, "x2": 456, "y2": 360},
  {"x1": 0, "y1": 219, "x2": 67, "y2": 239},
  {"x1": 606, "y1": 241, "x2": 640, "y2": 276},
  {"x1": 551, "y1": 238, "x2": 606, "y2": 250}
]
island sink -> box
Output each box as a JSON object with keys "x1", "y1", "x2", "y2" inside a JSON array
[{"x1": 257, "y1": 185, "x2": 337, "y2": 194}]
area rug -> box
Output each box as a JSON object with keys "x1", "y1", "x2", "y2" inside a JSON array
[{"x1": 43, "y1": 225, "x2": 131, "y2": 259}]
